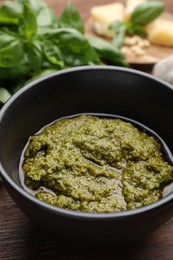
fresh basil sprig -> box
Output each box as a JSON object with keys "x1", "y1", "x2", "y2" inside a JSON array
[
  {"x1": 0, "y1": 0, "x2": 127, "y2": 106},
  {"x1": 110, "y1": 1, "x2": 165, "y2": 49},
  {"x1": 59, "y1": 2, "x2": 85, "y2": 34}
]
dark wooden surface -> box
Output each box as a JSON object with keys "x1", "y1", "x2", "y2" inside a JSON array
[{"x1": 1, "y1": 0, "x2": 173, "y2": 259}]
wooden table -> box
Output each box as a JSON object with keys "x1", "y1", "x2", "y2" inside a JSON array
[{"x1": 1, "y1": 1, "x2": 173, "y2": 259}]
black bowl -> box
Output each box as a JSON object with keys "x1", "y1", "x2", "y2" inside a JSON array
[{"x1": 1, "y1": 66, "x2": 173, "y2": 244}]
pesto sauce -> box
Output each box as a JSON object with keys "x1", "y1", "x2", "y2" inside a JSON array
[{"x1": 21, "y1": 115, "x2": 173, "y2": 213}]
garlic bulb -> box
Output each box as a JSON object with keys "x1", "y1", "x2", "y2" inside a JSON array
[{"x1": 152, "y1": 55, "x2": 173, "y2": 85}]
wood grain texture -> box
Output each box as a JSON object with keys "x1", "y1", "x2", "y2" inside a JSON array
[{"x1": 1, "y1": 1, "x2": 173, "y2": 259}]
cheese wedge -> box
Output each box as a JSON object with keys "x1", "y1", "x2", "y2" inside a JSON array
[
  {"x1": 90, "y1": 3, "x2": 124, "y2": 38},
  {"x1": 145, "y1": 18, "x2": 173, "y2": 47},
  {"x1": 124, "y1": 0, "x2": 147, "y2": 22}
]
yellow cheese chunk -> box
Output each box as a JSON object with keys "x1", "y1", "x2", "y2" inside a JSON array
[
  {"x1": 124, "y1": 0, "x2": 147, "y2": 22},
  {"x1": 146, "y1": 18, "x2": 173, "y2": 47},
  {"x1": 90, "y1": 3, "x2": 124, "y2": 38}
]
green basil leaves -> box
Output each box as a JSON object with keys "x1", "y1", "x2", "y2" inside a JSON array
[{"x1": 0, "y1": 0, "x2": 127, "y2": 105}]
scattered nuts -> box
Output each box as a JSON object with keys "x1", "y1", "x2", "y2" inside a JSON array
[
  {"x1": 123, "y1": 35, "x2": 151, "y2": 56},
  {"x1": 130, "y1": 45, "x2": 146, "y2": 56}
]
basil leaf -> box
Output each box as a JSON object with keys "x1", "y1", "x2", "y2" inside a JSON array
[
  {"x1": 109, "y1": 21, "x2": 127, "y2": 49},
  {"x1": 60, "y1": 49, "x2": 100, "y2": 67},
  {"x1": 86, "y1": 36, "x2": 128, "y2": 67},
  {"x1": 26, "y1": 40, "x2": 43, "y2": 72},
  {"x1": 0, "y1": 62, "x2": 28, "y2": 80},
  {"x1": 0, "y1": 32, "x2": 23, "y2": 68},
  {"x1": 0, "y1": 1, "x2": 21, "y2": 25},
  {"x1": 59, "y1": 2, "x2": 84, "y2": 34},
  {"x1": 19, "y1": 3, "x2": 37, "y2": 39},
  {"x1": 42, "y1": 28, "x2": 101, "y2": 66},
  {"x1": 0, "y1": 87, "x2": 11, "y2": 104},
  {"x1": 131, "y1": 1, "x2": 165, "y2": 26},
  {"x1": 0, "y1": 31, "x2": 18, "y2": 48},
  {"x1": 43, "y1": 40, "x2": 64, "y2": 68},
  {"x1": 37, "y1": 7, "x2": 57, "y2": 28}
]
